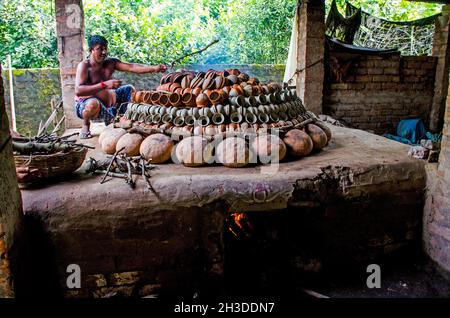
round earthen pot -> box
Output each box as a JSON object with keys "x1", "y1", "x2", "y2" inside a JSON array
[
  {"x1": 100, "y1": 128, "x2": 127, "y2": 155},
  {"x1": 175, "y1": 136, "x2": 213, "y2": 167},
  {"x1": 312, "y1": 121, "x2": 332, "y2": 144},
  {"x1": 216, "y1": 136, "x2": 251, "y2": 168},
  {"x1": 305, "y1": 124, "x2": 328, "y2": 150},
  {"x1": 140, "y1": 134, "x2": 174, "y2": 163},
  {"x1": 251, "y1": 134, "x2": 286, "y2": 164},
  {"x1": 116, "y1": 133, "x2": 143, "y2": 156},
  {"x1": 283, "y1": 129, "x2": 313, "y2": 157}
]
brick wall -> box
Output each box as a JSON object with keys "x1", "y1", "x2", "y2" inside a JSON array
[
  {"x1": 324, "y1": 54, "x2": 437, "y2": 134},
  {"x1": 424, "y1": 68, "x2": 450, "y2": 277}
]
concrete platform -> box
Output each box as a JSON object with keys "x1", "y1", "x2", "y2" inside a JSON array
[{"x1": 19, "y1": 125, "x2": 427, "y2": 297}]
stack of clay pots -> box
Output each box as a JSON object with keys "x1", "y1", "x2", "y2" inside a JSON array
[
  {"x1": 125, "y1": 69, "x2": 311, "y2": 134},
  {"x1": 102, "y1": 69, "x2": 333, "y2": 168}
]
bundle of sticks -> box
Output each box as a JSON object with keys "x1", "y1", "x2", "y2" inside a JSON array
[
  {"x1": 85, "y1": 147, "x2": 158, "y2": 193},
  {"x1": 12, "y1": 133, "x2": 94, "y2": 155}
]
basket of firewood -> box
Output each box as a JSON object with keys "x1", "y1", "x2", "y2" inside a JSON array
[{"x1": 12, "y1": 133, "x2": 91, "y2": 183}]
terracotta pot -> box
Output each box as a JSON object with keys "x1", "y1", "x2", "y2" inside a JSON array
[
  {"x1": 196, "y1": 93, "x2": 209, "y2": 108},
  {"x1": 238, "y1": 73, "x2": 249, "y2": 82},
  {"x1": 192, "y1": 87, "x2": 202, "y2": 96},
  {"x1": 227, "y1": 75, "x2": 239, "y2": 85},
  {"x1": 150, "y1": 92, "x2": 160, "y2": 105},
  {"x1": 247, "y1": 77, "x2": 259, "y2": 86},
  {"x1": 208, "y1": 90, "x2": 223, "y2": 105},
  {"x1": 214, "y1": 75, "x2": 225, "y2": 89},
  {"x1": 158, "y1": 94, "x2": 170, "y2": 107},
  {"x1": 227, "y1": 68, "x2": 241, "y2": 76},
  {"x1": 169, "y1": 93, "x2": 182, "y2": 107},
  {"x1": 134, "y1": 91, "x2": 144, "y2": 103},
  {"x1": 181, "y1": 76, "x2": 191, "y2": 89},
  {"x1": 182, "y1": 92, "x2": 197, "y2": 107},
  {"x1": 169, "y1": 83, "x2": 181, "y2": 93},
  {"x1": 202, "y1": 77, "x2": 215, "y2": 90}
]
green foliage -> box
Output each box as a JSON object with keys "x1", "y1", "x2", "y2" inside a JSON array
[
  {"x1": 0, "y1": 0, "x2": 443, "y2": 68},
  {"x1": 0, "y1": 0, "x2": 57, "y2": 68},
  {"x1": 328, "y1": 0, "x2": 441, "y2": 21}
]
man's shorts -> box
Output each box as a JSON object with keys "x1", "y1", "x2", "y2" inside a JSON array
[{"x1": 75, "y1": 84, "x2": 133, "y2": 124}]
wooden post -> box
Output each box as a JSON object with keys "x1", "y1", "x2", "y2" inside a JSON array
[
  {"x1": 55, "y1": 0, "x2": 85, "y2": 129},
  {"x1": 0, "y1": 65, "x2": 24, "y2": 297},
  {"x1": 296, "y1": 0, "x2": 326, "y2": 115}
]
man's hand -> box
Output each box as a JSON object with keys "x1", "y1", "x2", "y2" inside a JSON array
[
  {"x1": 104, "y1": 79, "x2": 122, "y2": 89},
  {"x1": 155, "y1": 64, "x2": 167, "y2": 73}
]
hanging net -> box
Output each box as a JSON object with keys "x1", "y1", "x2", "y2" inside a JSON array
[{"x1": 326, "y1": 0, "x2": 439, "y2": 56}]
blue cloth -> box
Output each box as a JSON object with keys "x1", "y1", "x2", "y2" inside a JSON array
[
  {"x1": 383, "y1": 118, "x2": 429, "y2": 145},
  {"x1": 74, "y1": 84, "x2": 133, "y2": 124}
]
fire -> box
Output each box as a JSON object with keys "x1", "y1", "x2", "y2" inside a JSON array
[{"x1": 227, "y1": 212, "x2": 253, "y2": 238}]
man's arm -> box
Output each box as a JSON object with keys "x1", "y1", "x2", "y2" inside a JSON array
[
  {"x1": 114, "y1": 60, "x2": 167, "y2": 74},
  {"x1": 75, "y1": 62, "x2": 121, "y2": 96}
]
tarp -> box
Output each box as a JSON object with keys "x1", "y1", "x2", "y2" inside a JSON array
[
  {"x1": 383, "y1": 118, "x2": 430, "y2": 145},
  {"x1": 283, "y1": 5, "x2": 299, "y2": 84}
]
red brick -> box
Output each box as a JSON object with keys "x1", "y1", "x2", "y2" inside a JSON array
[
  {"x1": 355, "y1": 75, "x2": 371, "y2": 82},
  {"x1": 365, "y1": 83, "x2": 382, "y2": 90},
  {"x1": 368, "y1": 68, "x2": 383, "y2": 75},
  {"x1": 372, "y1": 75, "x2": 389, "y2": 82},
  {"x1": 384, "y1": 68, "x2": 399, "y2": 75}
]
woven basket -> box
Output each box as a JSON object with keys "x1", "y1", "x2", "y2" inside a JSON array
[{"x1": 14, "y1": 147, "x2": 88, "y2": 183}]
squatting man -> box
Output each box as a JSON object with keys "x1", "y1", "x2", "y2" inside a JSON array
[{"x1": 74, "y1": 35, "x2": 167, "y2": 139}]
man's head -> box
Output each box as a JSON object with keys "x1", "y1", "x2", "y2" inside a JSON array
[{"x1": 88, "y1": 35, "x2": 108, "y2": 61}]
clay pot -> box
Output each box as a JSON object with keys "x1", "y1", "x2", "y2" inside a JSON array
[
  {"x1": 202, "y1": 77, "x2": 215, "y2": 90},
  {"x1": 182, "y1": 92, "x2": 197, "y2": 107},
  {"x1": 222, "y1": 86, "x2": 231, "y2": 95},
  {"x1": 181, "y1": 76, "x2": 192, "y2": 89},
  {"x1": 283, "y1": 129, "x2": 313, "y2": 157},
  {"x1": 196, "y1": 93, "x2": 210, "y2": 107},
  {"x1": 214, "y1": 75, "x2": 225, "y2": 89},
  {"x1": 305, "y1": 124, "x2": 328, "y2": 150},
  {"x1": 312, "y1": 121, "x2": 332, "y2": 144},
  {"x1": 247, "y1": 77, "x2": 259, "y2": 86},
  {"x1": 100, "y1": 128, "x2": 127, "y2": 154},
  {"x1": 169, "y1": 83, "x2": 181, "y2": 93},
  {"x1": 243, "y1": 85, "x2": 253, "y2": 97},
  {"x1": 238, "y1": 73, "x2": 249, "y2": 82},
  {"x1": 134, "y1": 91, "x2": 144, "y2": 103},
  {"x1": 175, "y1": 136, "x2": 213, "y2": 167},
  {"x1": 227, "y1": 68, "x2": 241, "y2": 76},
  {"x1": 192, "y1": 87, "x2": 202, "y2": 96},
  {"x1": 173, "y1": 72, "x2": 185, "y2": 84},
  {"x1": 116, "y1": 133, "x2": 143, "y2": 156},
  {"x1": 232, "y1": 84, "x2": 244, "y2": 96},
  {"x1": 169, "y1": 93, "x2": 182, "y2": 107},
  {"x1": 158, "y1": 94, "x2": 170, "y2": 106},
  {"x1": 140, "y1": 134, "x2": 174, "y2": 163},
  {"x1": 208, "y1": 90, "x2": 223, "y2": 105},
  {"x1": 150, "y1": 92, "x2": 160, "y2": 105},
  {"x1": 216, "y1": 137, "x2": 251, "y2": 168},
  {"x1": 251, "y1": 134, "x2": 286, "y2": 164},
  {"x1": 157, "y1": 83, "x2": 172, "y2": 92},
  {"x1": 227, "y1": 75, "x2": 239, "y2": 85}
]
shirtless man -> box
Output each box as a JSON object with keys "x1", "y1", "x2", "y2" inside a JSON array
[{"x1": 75, "y1": 35, "x2": 167, "y2": 138}]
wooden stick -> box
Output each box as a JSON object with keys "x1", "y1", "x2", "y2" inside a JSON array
[
  {"x1": 92, "y1": 170, "x2": 127, "y2": 179},
  {"x1": 51, "y1": 115, "x2": 66, "y2": 134},
  {"x1": 124, "y1": 155, "x2": 135, "y2": 188},
  {"x1": 100, "y1": 147, "x2": 124, "y2": 184},
  {"x1": 301, "y1": 288, "x2": 330, "y2": 299},
  {"x1": 169, "y1": 39, "x2": 220, "y2": 68}
]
